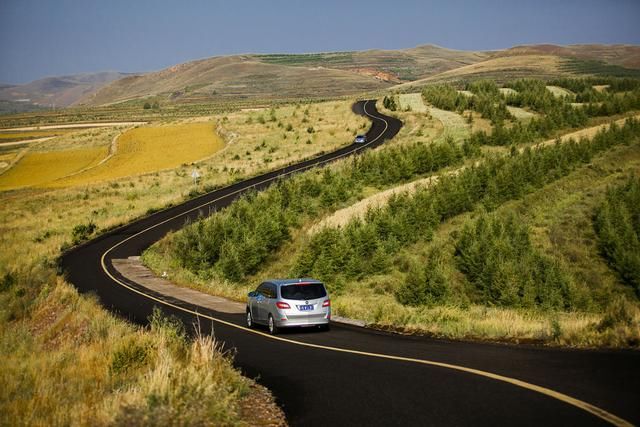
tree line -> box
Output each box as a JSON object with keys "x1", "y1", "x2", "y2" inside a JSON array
[
  {"x1": 293, "y1": 119, "x2": 640, "y2": 301},
  {"x1": 166, "y1": 138, "x2": 475, "y2": 281}
]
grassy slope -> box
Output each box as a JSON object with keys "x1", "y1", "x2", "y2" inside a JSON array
[{"x1": 83, "y1": 57, "x2": 393, "y2": 106}]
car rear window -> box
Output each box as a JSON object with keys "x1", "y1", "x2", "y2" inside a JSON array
[{"x1": 280, "y1": 283, "x2": 327, "y2": 300}]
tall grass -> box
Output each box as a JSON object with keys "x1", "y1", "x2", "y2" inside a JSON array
[{"x1": 0, "y1": 273, "x2": 254, "y2": 426}]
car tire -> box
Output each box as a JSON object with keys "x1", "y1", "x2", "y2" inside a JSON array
[
  {"x1": 319, "y1": 323, "x2": 330, "y2": 332},
  {"x1": 268, "y1": 314, "x2": 279, "y2": 335},
  {"x1": 246, "y1": 310, "x2": 253, "y2": 328}
]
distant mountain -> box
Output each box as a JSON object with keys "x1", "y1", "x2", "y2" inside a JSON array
[
  {"x1": 81, "y1": 45, "x2": 491, "y2": 106},
  {"x1": 12, "y1": 44, "x2": 639, "y2": 109},
  {"x1": 0, "y1": 72, "x2": 129, "y2": 107}
]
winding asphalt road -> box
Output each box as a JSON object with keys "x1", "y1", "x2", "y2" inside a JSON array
[{"x1": 60, "y1": 101, "x2": 639, "y2": 426}]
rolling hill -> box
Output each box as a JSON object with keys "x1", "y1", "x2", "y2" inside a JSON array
[
  {"x1": 81, "y1": 45, "x2": 491, "y2": 105},
  {"x1": 6, "y1": 43, "x2": 640, "y2": 109},
  {"x1": 494, "y1": 44, "x2": 640, "y2": 69}
]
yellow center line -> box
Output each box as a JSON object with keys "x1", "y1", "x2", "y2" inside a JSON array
[{"x1": 98, "y1": 101, "x2": 633, "y2": 427}]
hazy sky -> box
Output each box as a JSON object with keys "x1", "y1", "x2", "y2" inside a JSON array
[{"x1": 1, "y1": 0, "x2": 639, "y2": 84}]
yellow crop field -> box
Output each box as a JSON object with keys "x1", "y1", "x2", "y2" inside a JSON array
[
  {"x1": 0, "y1": 145, "x2": 108, "y2": 190},
  {"x1": 0, "y1": 130, "x2": 69, "y2": 142},
  {"x1": 54, "y1": 122, "x2": 224, "y2": 186}
]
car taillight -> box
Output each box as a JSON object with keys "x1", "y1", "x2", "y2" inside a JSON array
[
  {"x1": 322, "y1": 299, "x2": 330, "y2": 307},
  {"x1": 276, "y1": 302, "x2": 291, "y2": 309}
]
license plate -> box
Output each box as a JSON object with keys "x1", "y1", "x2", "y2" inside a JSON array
[{"x1": 298, "y1": 304, "x2": 313, "y2": 311}]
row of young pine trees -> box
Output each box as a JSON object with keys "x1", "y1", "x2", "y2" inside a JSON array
[{"x1": 166, "y1": 79, "x2": 640, "y2": 310}]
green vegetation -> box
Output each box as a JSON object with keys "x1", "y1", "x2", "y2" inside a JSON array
[
  {"x1": 255, "y1": 52, "x2": 355, "y2": 66},
  {"x1": 294, "y1": 120, "x2": 640, "y2": 286},
  {"x1": 383, "y1": 95, "x2": 398, "y2": 111},
  {"x1": 559, "y1": 58, "x2": 640, "y2": 78},
  {"x1": 594, "y1": 176, "x2": 640, "y2": 296},
  {"x1": 453, "y1": 212, "x2": 575, "y2": 310},
  {"x1": 165, "y1": 138, "x2": 474, "y2": 282},
  {"x1": 422, "y1": 84, "x2": 469, "y2": 113},
  {"x1": 470, "y1": 78, "x2": 640, "y2": 146}
]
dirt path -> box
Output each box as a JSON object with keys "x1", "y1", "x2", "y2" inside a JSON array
[
  {"x1": 537, "y1": 114, "x2": 640, "y2": 148},
  {"x1": 1, "y1": 121, "x2": 147, "y2": 132},
  {"x1": 0, "y1": 136, "x2": 56, "y2": 147}
]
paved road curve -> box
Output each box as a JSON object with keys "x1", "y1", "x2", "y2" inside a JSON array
[{"x1": 61, "y1": 101, "x2": 639, "y2": 426}]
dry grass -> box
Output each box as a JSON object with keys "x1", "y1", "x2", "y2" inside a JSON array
[
  {"x1": 506, "y1": 105, "x2": 536, "y2": 120},
  {"x1": 398, "y1": 93, "x2": 428, "y2": 112},
  {"x1": 537, "y1": 114, "x2": 640, "y2": 148},
  {"x1": 0, "y1": 100, "x2": 365, "y2": 271},
  {"x1": 214, "y1": 100, "x2": 367, "y2": 175},
  {"x1": 309, "y1": 174, "x2": 443, "y2": 233},
  {"x1": 427, "y1": 106, "x2": 471, "y2": 142},
  {"x1": 0, "y1": 278, "x2": 273, "y2": 426},
  {"x1": 377, "y1": 100, "x2": 442, "y2": 146},
  {"x1": 546, "y1": 85, "x2": 574, "y2": 98},
  {"x1": 593, "y1": 85, "x2": 610, "y2": 92},
  {"x1": 457, "y1": 90, "x2": 474, "y2": 97},
  {"x1": 499, "y1": 87, "x2": 518, "y2": 96}
]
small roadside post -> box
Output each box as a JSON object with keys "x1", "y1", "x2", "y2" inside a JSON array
[{"x1": 191, "y1": 168, "x2": 201, "y2": 186}]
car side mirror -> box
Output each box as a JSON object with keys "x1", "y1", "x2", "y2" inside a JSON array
[{"x1": 248, "y1": 291, "x2": 258, "y2": 298}]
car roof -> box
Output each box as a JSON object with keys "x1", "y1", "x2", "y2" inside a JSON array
[{"x1": 265, "y1": 278, "x2": 323, "y2": 287}]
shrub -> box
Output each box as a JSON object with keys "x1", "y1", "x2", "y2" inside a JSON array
[
  {"x1": 110, "y1": 337, "x2": 151, "y2": 375},
  {"x1": 594, "y1": 176, "x2": 640, "y2": 296},
  {"x1": 72, "y1": 221, "x2": 97, "y2": 244},
  {"x1": 454, "y1": 213, "x2": 575, "y2": 310},
  {"x1": 395, "y1": 253, "x2": 449, "y2": 306}
]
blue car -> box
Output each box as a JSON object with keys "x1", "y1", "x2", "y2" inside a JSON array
[{"x1": 354, "y1": 134, "x2": 367, "y2": 144}]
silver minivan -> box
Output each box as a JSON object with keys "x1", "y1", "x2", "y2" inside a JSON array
[{"x1": 246, "y1": 278, "x2": 331, "y2": 334}]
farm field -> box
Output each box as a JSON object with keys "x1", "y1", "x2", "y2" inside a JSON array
[
  {"x1": 0, "y1": 99, "x2": 364, "y2": 268},
  {"x1": 0, "y1": 145, "x2": 109, "y2": 190},
  {"x1": 54, "y1": 122, "x2": 224, "y2": 187},
  {"x1": 0, "y1": 129, "x2": 70, "y2": 143}
]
